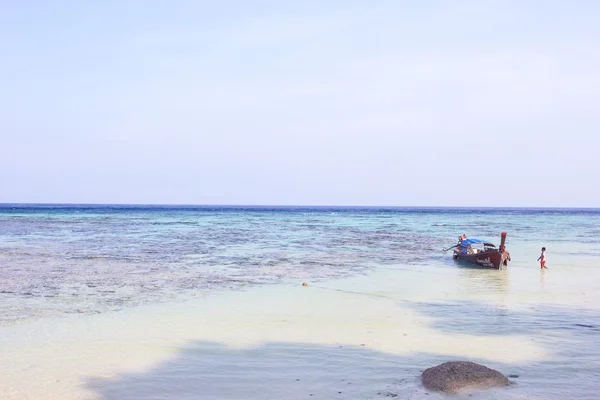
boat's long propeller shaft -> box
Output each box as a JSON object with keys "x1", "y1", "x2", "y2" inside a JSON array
[{"x1": 443, "y1": 244, "x2": 459, "y2": 252}]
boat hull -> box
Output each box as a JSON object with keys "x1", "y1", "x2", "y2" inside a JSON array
[{"x1": 453, "y1": 250, "x2": 507, "y2": 269}]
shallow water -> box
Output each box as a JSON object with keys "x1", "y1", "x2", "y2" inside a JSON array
[
  {"x1": 1, "y1": 205, "x2": 599, "y2": 399},
  {"x1": 2, "y1": 205, "x2": 598, "y2": 324}
]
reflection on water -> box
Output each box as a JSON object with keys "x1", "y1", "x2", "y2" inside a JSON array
[
  {"x1": 456, "y1": 263, "x2": 510, "y2": 294},
  {"x1": 540, "y1": 268, "x2": 547, "y2": 288}
]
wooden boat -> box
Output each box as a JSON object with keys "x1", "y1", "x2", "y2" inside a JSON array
[{"x1": 450, "y1": 232, "x2": 510, "y2": 269}]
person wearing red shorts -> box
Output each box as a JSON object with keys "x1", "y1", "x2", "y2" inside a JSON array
[{"x1": 537, "y1": 247, "x2": 547, "y2": 269}]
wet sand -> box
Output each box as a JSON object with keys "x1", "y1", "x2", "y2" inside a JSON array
[{"x1": 4, "y1": 263, "x2": 598, "y2": 400}]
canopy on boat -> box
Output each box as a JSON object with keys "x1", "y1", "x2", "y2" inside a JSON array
[{"x1": 459, "y1": 238, "x2": 490, "y2": 247}]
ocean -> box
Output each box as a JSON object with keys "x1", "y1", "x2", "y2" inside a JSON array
[{"x1": 1, "y1": 205, "x2": 599, "y2": 399}]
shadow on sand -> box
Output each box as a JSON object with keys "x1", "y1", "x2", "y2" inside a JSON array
[
  {"x1": 85, "y1": 302, "x2": 600, "y2": 400},
  {"x1": 85, "y1": 341, "x2": 501, "y2": 400},
  {"x1": 408, "y1": 301, "x2": 600, "y2": 337}
]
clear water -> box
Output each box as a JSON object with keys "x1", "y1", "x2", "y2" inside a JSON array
[
  {"x1": 1, "y1": 205, "x2": 599, "y2": 324},
  {"x1": 1, "y1": 205, "x2": 599, "y2": 399}
]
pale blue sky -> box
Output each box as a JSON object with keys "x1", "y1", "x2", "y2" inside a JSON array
[{"x1": 1, "y1": 1, "x2": 599, "y2": 207}]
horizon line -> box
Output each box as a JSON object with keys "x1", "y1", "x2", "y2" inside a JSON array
[{"x1": 1, "y1": 202, "x2": 599, "y2": 210}]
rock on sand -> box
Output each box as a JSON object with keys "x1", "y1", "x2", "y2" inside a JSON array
[{"x1": 421, "y1": 361, "x2": 509, "y2": 394}]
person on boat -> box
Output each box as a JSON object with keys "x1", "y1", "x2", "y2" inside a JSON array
[{"x1": 458, "y1": 234, "x2": 467, "y2": 243}]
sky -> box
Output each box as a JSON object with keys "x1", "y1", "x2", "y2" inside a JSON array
[{"x1": 1, "y1": 0, "x2": 599, "y2": 207}]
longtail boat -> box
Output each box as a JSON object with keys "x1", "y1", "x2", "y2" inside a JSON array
[{"x1": 447, "y1": 232, "x2": 510, "y2": 269}]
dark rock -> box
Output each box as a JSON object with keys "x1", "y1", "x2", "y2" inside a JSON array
[{"x1": 421, "y1": 361, "x2": 509, "y2": 394}]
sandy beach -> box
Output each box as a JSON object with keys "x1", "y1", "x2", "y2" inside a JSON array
[{"x1": 2, "y1": 262, "x2": 599, "y2": 400}]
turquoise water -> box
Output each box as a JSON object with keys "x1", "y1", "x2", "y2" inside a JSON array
[
  {"x1": 1, "y1": 205, "x2": 599, "y2": 324},
  {"x1": 1, "y1": 205, "x2": 600, "y2": 399}
]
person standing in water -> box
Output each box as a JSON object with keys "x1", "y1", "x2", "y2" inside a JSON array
[{"x1": 537, "y1": 247, "x2": 547, "y2": 269}]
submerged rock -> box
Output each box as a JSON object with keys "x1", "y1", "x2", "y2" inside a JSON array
[{"x1": 421, "y1": 361, "x2": 509, "y2": 394}]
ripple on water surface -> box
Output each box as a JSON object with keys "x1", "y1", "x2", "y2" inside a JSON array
[{"x1": 1, "y1": 206, "x2": 599, "y2": 324}]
